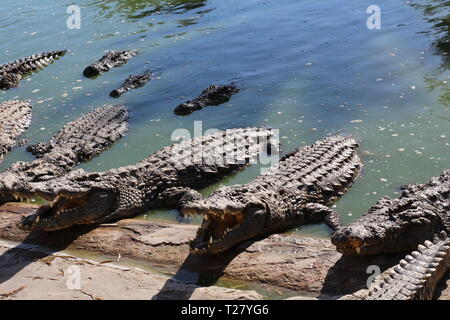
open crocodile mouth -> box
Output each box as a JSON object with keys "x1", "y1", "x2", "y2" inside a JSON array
[
  {"x1": 15, "y1": 189, "x2": 114, "y2": 231},
  {"x1": 18, "y1": 192, "x2": 89, "y2": 231},
  {"x1": 332, "y1": 236, "x2": 372, "y2": 255},
  {"x1": 183, "y1": 206, "x2": 246, "y2": 255}
]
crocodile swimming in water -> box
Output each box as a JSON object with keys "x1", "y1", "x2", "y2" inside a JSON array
[
  {"x1": 110, "y1": 70, "x2": 153, "y2": 98},
  {"x1": 341, "y1": 230, "x2": 450, "y2": 300},
  {"x1": 83, "y1": 50, "x2": 138, "y2": 78},
  {"x1": 182, "y1": 135, "x2": 362, "y2": 254},
  {"x1": 0, "y1": 105, "x2": 129, "y2": 205},
  {"x1": 0, "y1": 100, "x2": 32, "y2": 163},
  {"x1": 13, "y1": 127, "x2": 277, "y2": 231},
  {"x1": 174, "y1": 84, "x2": 240, "y2": 115},
  {"x1": 332, "y1": 170, "x2": 449, "y2": 256},
  {"x1": 0, "y1": 50, "x2": 67, "y2": 90}
]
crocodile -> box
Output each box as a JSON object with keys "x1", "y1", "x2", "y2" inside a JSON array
[
  {"x1": 13, "y1": 127, "x2": 277, "y2": 231},
  {"x1": 332, "y1": 170, "x2": 449, "y2": 256},
  {"x1": 0, "y1": 50, "x2": 67, "y2": 90},
  {"x1": 0, "y1": 100, "x2": 32, "y2": 163},
  {"x1": 83, "y1": 50, "x2": 138, "y2": 78},
  {"x1": 341, "y1": 231, "x2": 450, "y2": 300},
  {"x1": 0, "y1": 105, "x2": 129, "y2": 205},
  {"x1": 110, "y1": 70, "x2": 153, "y2": 98},
  {"x1": 182, "y1": 135, "x2": 362, "y2": 254},
  {"x1": 174, "y1": 84, "x2": 240, "y2": 115}
]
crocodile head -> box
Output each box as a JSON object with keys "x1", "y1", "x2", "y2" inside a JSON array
[
  {"x1": 182, "y1": 187, "x2": 267, "y2": 255},
  {"x1": 331, "y1": 197, "x2": 443, "y2": 255},
  {"x1": 14, "y1": 169, "x2": 125, "y2": 231}
]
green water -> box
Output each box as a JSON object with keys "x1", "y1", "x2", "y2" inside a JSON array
[{"x1": 0, "y1": 0, "x2": 449, "y2": 239}]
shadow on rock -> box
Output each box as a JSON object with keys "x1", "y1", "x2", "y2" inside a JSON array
[
  {"x1": 152, "y1": 240, "x2": 256, "y2": 300},
  {"x1": 318, "y1": 253, "x2": 405, "y2": 299},
  {"x1": 435, "y1": 272, "x2": 450, "y2": 300},
  {"x1": 0, "y1": 225, "x2": 97, "y2": 284}
]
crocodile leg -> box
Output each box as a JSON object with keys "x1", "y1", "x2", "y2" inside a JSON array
[
  {"x1": 97, "y1": 187, "x2": 204, "y2": 224},
  {"x1": 303, "y1": 203, "x2": 341, "y2": 231},
  {"x1": 155, "y1": 187, "x2": 203, "y2": 210}
]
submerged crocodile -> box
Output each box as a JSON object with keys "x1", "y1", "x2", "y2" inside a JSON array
[
  {"x1": 13, "y1": 127, "x2": 277, "y2": 231},
  {"x1": 0, "y1": 100, "x2": 32, "y2": 163},
  {"x1": 332, "y1": 170, "x2": 449, "y2": 256},
  {"x1": 0, "y1": 105, "x2": 128, "y2": 205},
  {"x1": 174, "y1": 84, "x2": 240, "y2": 115},
  {"x1": 110, "y1": 70, "x2": 153, "y2": 98},
  {"x1": 182, "y1": 135, "x2": 362, "y2": 254},
  {"x1": 83, "y1": 50, "x2": 138, "y2": 77},
  {"x1": 0, "y1": 50, "x2": 67, "y2": 90},
  {"x1": 342, "y1": 231, "x2": 450, "y2": 300}
]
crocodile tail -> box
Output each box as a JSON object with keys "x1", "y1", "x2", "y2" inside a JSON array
[
  {"x1": 0, "y1": 50, "x2": 67, "y2": 76},
  {"x1": 0, "y1": 100, "x2": 32, "y2": 158},
  {"x1": 27, "y1": 105, "x2": 129, "y2": 163},
  {"x1": 366, "y1": 230, "x2": 450, "y2": 300}
]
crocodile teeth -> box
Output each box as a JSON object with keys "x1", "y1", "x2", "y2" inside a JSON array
[{"x1": 355, "y1": 246, "x2": 361, "y2": 254}]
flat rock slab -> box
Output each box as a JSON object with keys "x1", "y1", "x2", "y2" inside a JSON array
[
  {"x1": 0, "y1": 240, "x2": 262, "y2": 300},
  {"x1": 0, "y1": 203, "x2": 448, "y2": 299}
]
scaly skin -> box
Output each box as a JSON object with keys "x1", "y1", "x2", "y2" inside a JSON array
[
  {"x1": 332, "y1": 170, "x2": 449, "y2": 256},
  {"x1": 182, "y1": 135, "x2": 362, "y2": 255},
  {"x1": 0, "y1": 100, "x2": 32, "y2": 164},
  {"x1": 0, "y1": 105, "x2": 129, "y2": 205},
  {"x1": 83, "y1": 50, "x2": 138, "y2": 77},
  {"x1": 174, "y1": 84, "x2": 240, "y2": 115},
  {"x1": 14, "y1": 127, "x2": 277, "y2": 231},
  {"x1": 0, "y1": 50, "x2": 67, "y2": 89},
  {"x1": 341, "y1": 231, "x2": 450, "y2": 300},
  {"x1": 110, "y1": 70, "x2": 152, "y2": 98}
]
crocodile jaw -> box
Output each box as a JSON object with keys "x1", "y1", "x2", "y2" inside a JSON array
[
  {"x1": 332, "y1": 215, "x2": 443, "y2": 255},
  {"x1": 17, "y1": 190, "x2": 116, "y2": 231},
  {"x1": 183, "y1": 200, "x2": 266, "y2": 255}
]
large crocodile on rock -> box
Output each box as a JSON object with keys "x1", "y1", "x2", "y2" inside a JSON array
[
  {"x1": 341, "y1": 231, "x2": 450, "y2": 300},
  {"x1": 0, "y1": 105, "x2": 129, "y2": 205},
  {"x1": 0, "y1": 100, "x2": 33, "y2": 164},
  {"x1": 83, "y1": 50, "x2": 138, "y2": 78},
  {"x1": 332, "y1": 170, "x2": 449, "y2": 256},
  {"x1": 174, "y1": 84, "x2": 240, "y2": 115},
  {"x1": 13, "y1": 127, "x2": 277, "y2": 231},
  {"x1": 182, "y1": 135, "x2": 362, "y2": 254},
  {"x1": 0, "y1": 50, "x2": 67, "y2": 90},
  {"x1": 110, "y1": 70, "x2": 153, "y2": 98}
]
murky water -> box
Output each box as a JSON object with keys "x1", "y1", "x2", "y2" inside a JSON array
[{"x1": 0, "y1": 0, "x2": 449, "y2": 240}]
